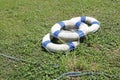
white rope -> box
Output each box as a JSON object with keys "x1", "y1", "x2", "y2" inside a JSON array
[{"x1": 42, "y1": 16, "x2": 100, "y2": 52}]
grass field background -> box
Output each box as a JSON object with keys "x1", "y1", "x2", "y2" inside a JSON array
[{"x1": 0, "y1": 0, "x2": 120, "y2": 80}]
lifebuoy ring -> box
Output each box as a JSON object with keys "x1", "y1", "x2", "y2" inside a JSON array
[
  {"x1": 42, "y1": 16, "x2": 100, "y2": 52},
  {"x1": 42, "y1": 33, "x2": 79, "y2": 52},
  {"x1": 51, "y1": 16, "x2": 100, "y2": 41}
]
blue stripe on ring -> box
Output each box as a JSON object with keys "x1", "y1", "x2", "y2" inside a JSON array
[
  {"x1": 67, "y1": 42, "x2": 75, "y2": 50},
  {"x1": 53, "y1": 30, "x2": 61, "y2": 38},
  {"x1": 42, "y1": 40, "x2": 51, "y2": 48},
  {"x1": 75, "y1": 21, "x2": 82, "y2": 28},
  {"x1": 58, "y1": 21, "x2": 65, "y2": 28},
  {"x1": 81, "y1": 16, "x2": 86, "y2": 22},
  {"x1": 91, "y1": 21, "x2": 100, "y2": 25},
  {"x1": 76, "y1": 30, "x2": 84, "y2": 37}
]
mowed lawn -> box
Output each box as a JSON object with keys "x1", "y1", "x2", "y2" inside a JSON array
[{"x1": 0, "y1": 0, "x2": 120, "y2": 80}]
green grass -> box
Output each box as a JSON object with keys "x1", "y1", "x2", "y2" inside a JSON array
[{"x1": 0, "y1": 0, "x2": 120, "y2": 80}]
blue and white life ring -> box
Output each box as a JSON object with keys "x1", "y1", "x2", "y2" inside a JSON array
[
  {"x1": 42, "y1": 33, "x2": 79, "y2": 52},
  {"x1": 51, "y1": 16, "x2": 100, "y2": 41}
]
